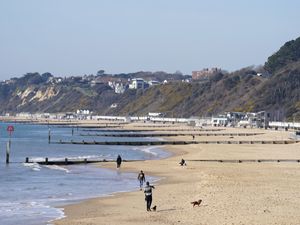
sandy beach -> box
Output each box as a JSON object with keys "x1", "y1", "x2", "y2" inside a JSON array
[{"x1": 54, "y1": 126, "x2": 300, "y2": 225}]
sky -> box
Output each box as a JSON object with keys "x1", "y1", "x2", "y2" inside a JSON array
[{"x1": 0, "y1": 0, "x2": 300, "y2": 79}]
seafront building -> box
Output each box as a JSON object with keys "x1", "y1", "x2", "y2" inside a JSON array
[{"x1": 10, "y1": 109, "x2": 300, "y2": 131}]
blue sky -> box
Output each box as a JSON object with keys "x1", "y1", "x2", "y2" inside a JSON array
[{"x1": 0, "y1": 0, "x2": 299, "y2": 79}]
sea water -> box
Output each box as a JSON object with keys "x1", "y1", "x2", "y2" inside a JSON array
[{"x1": 0, "y1": 122, "x2": 170, "y2": 225}]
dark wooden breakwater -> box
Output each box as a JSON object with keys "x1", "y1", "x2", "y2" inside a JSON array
[
  {"x1": 187, "y1": 159, "x2": 300, "y2": 163},
  {"x1": 82, "y1": 128, "x2": 224, "y2": 132},
  {"x1": 80, "y1": 132, "x2": 263, "y2": 137},
  {"x1": 25, "y1": 157, "x2": 300, "y2": 165},
  {"x1": 25, "y1": 157, "x2": 143, "y2": 165},
  {"x1": 52, "y1": 140, "x2": 300, "y2": 146},
  {"x1": 54, "y1": 140, "x2": 191, "y2": 145}
]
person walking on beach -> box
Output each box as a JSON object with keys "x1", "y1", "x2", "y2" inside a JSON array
[
  {"x1": 137, "y1": 170, "x2": 146, "y2": 190},
  {"x1": 116, "y1": 155, "x2": 122, "y2": 168},
  {"x1": 144, "y1": 181, "x2": 155, "y2": 211}
]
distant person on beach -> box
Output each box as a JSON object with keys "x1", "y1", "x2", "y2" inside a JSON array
[
  {"x1": 192, "y1": 135, "x2": 195, "y2": 140},
  {"x1": 116, "y1": 155, "x2": 122, "y2": 168},
  {"x1": 137, "y1": 170, "x2": 146, "y2": 190},
  {"x1": 179, "y1": 158, "x2": 186, "y2": 166},
  {"x1": 144, "y1": 181, "x2": 155, "y2": 211}
]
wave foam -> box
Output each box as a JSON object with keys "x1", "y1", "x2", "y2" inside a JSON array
[
  {"x1": 132, "y1": 146, "x2": 158, "y2": 156},
  {"x1": 44, "y1": 165, "x2": 70, "y2": 173},
  {"x1": 30, "y1": 155, "x2": 107, "y2": 163},
  {"x1": 0, "y1": 201, "x2": 64, "y2": 224},
  {"x1": 23, "y1": 162, "x2": 41, "y2": 171}
]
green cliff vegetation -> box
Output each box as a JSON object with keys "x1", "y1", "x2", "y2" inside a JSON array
[{"x1": 265, "y1": 37, "x2": 300, "y2": 74}]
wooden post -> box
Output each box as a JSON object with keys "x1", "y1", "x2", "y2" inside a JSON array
[
  {"x1": 48, "y1": 128, "x2": 51, "y2": 144},
  {"x1": 6, "y1": 141, "x2": 10, "y2": 164},
  {"x1": 65, "y1": 158, "x2": 68, "y2": 165},
  {"x1": 45, "y1": 157, "x2": 48, "y2": 164},
  {"x1": 84, "y1": 158, "x2": 87, "y2": 164},
  {"x1": 25, "y1": 157, "x2": 29, "y2": 163},
  {"x1": 72, "y1": 128, "x2": 74, "y2": 136}
]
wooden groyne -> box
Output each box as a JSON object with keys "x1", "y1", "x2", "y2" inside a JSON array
[
  {"x1": 187, "y1": 159, "x2": 300, "y2": 163},
  {"x1": 22, "y1": 157, "x2": 300, "y2": 165},
  {"x1": 82, "y1": 128, "x2": 224, "y2": 132},
  {"x1": 56, "y1": 125, "x2": 123, "y2": 129},
  {"x1": 52, "y1": 140, "x2": 300, "y2": 146},
  {"x1": 53, "y1": 140, "x2": 191, "y2": 145},
  {"x1": 133, "y1": 126, "x2": 225, "y2": 131},
  {"x1": 80, "y1": 132, "x2": 263, "y2": 137},
  {"x1": 83, "y1": 129, "x2": 159, "y2": 132},
  {"x1": 25, "y1": 157, "x2": 143, "y2": 165}
]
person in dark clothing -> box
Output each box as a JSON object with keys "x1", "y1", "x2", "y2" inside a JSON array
[
  {"x1": 137, "y1": 170, "x2": 146, "y2": 190},
  {"x1": 144, "y1": 181, "x2": 155, "y2": 211},
  {"x1": 116, "y1": 155, "x2": 122, "y2": 168},
  {"x1": 179, "y1": 158, "x2": 186, "y2": 166}
]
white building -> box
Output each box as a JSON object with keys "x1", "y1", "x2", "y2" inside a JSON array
[
  {"x1": 16, "y1": 112, "x2": 32, "y2": 118},
  {"x1": 110, "y1": 103, "x2": 118, "y2": 108},
  {"x1": 115, "y1": 83, "x2": 126, "y2": 94},
  {"x1": 148, "y1": 112, "x2": 163, "y2": 117},
  {"x1": 129, "y1": 78, "x2": 145, "y2": 89},
  {"x1": 76, "y1": 109, "x2": 90, "y2": 115},
  {"x1": 108, "y1": 81, "x2": 126, "y2": 94},
  {"x1": 148, "y1": 80, "x2": 160, "y2": 86},
  {"x1": 211, "y1": 117, "x2": 228, "y2": 126}
]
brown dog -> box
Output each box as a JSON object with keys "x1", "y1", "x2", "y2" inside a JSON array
[
  {"x1": 191, "y1": 199, "x2": 202, "y2": 207},
  {"x1": 151, "y1": 205, "x2": 157, "y2": 211}
]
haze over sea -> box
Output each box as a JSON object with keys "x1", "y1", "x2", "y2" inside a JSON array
[{"x1": 0, "y1": 122, "x2": 170, "y2": 225}]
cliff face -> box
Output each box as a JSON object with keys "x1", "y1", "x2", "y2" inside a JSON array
[
  {"x1": 0, "y1": 76, "x2": 119, "y2": 114},
  {"x1": 16, "y1": 86, "x2": 59, "y2": 106},
  {"x1": 1, "y1": 37, "x2": 300, "y2": 120}
]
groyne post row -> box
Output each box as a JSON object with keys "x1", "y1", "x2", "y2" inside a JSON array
[
  {"x1": 79, "y1": 132, "x2": 263, "y2": 137},
  {"x1": 82, "y1": 128, "x2": 225, "y2": 132},
  {"x1": 187, "y1": 159, "x2": 300, "y2": 163},
  {"x1": 24, "y1": 158, "x2": 144, "y2": 165},
  {"x1": 24, "y1": 157, "x2": 300, "y2": 165},
  {"x1": 51, "y1": 140, "x2": 300, "y2": 146}
]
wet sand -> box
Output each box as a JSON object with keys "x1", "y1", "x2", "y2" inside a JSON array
[{"x1": 54, "y1": 126, "x2": 300, "y2": 225}]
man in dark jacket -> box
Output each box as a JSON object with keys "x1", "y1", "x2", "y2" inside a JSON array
[{"x1": 144, "y1": 181, "x2": 155, "y2": 211}]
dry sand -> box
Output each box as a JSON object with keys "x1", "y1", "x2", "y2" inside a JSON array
[{"x1": 54, "y1": 126, "x2": 300, "y2": 225}]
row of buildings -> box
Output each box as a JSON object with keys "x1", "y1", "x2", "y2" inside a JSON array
[
  {"x1": 106, "y1": 78, "x2": 162, "y2": 94},
  {"x1": 6, "y1": 110, "x2": 300, "y2": 132},
  {"x1": 12, "y1": 110, "x2": 270, "y2": 128}
]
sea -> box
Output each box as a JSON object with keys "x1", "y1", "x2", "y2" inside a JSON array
[{"x1": 0, "y1": 122, "x2": 171, "y2": 225}]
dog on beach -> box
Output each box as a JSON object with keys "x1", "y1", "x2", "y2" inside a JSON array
[
  {"x1": 151, "y1": 205, "x2": 157, "y2": 211},
  {"x1": 191, "y1": 199, "x2": 202, "y2": 207}
]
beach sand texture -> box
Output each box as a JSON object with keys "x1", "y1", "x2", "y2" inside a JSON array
[{"x1": 55, "y1": 126, "x2": 300, "y2": 225}]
